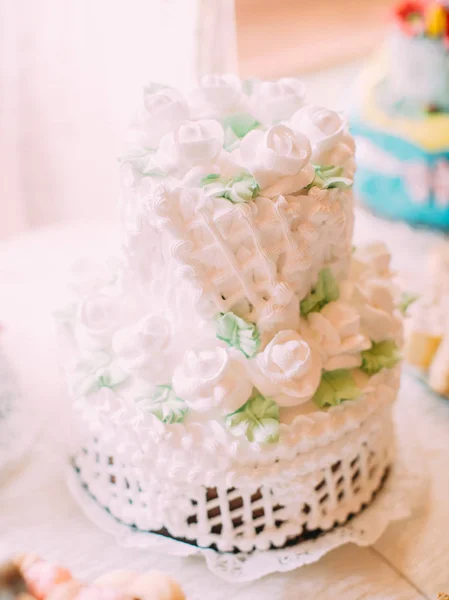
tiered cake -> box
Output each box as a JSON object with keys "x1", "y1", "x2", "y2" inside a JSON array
[
  {"x1": 351, "y1": 1, "x2": 449, "y2": 227},
  {"x1": 63, "y1": 76, "x2": 403, "y2": 553}
]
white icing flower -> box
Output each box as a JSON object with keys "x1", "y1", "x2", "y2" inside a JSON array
[
  {"x1": 189, "y1": 74, "x2": 243, "y2": 118},
  {"x1": 291, "y1": 105, "x2": 344, "y2": 160},
  {"x1": 172, "y1": 345, "x2": 252, "y2": 414},
  {"x1": 252, "y1": 330, "x2": 322, "y2": 406},
  {"x1": 352, "y1": 242, "x2": 391, "y2": 279},
  {"x1": 238, "y1": 124, "x2": 312, "y2": 188},
  {"x1": 303, "y1": 301, "x2": 371, "y2": 371},
  {"x1": 154, "y1": 120, "x2": 224, "y2": 178},
  {"x1": 112, "y1": 315, "x2": 171, "y2": 382},
  {"x1": 77, "y1": 293, "x2": 117, "y2": 346},
  {"x1": 249, "y1": 78, "x2": 306, "y2": 124},
  {"x1": 133, "y1": 88, "x2": 189, "y2": 148},
  {"x1": 352, "y1": 279, "x2": 402, "y2": 343}
]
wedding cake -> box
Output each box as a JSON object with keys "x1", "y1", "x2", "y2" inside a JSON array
[
  {"x1": 63, "y1": 76, "x2": 403, "y2": 553},
  {"x1": 351, "y1": 0, "x2": 449, "y2": 228}
]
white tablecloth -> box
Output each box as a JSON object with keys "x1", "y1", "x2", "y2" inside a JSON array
[{"x1": 0, "y1": 212, "x2": 448, "y2": 599}]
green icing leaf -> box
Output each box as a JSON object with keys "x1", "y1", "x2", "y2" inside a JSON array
[
  {"x1": 300, "y1": 268, "x2": 340, "y2": 316},
  {"x1": 141, "y1": 167, "x2": 167, "y2": 178},
  {"x1": 223, "y1": 174, "x2": 259, "y2": 203},
  {"x1": 135, "y1": 385, "x2": 187, "y2": 424},
  {"x1": 313, "y1": 370, "x2": 362, "y2": 409},
  {"x1": 309, "y1": 165, "x2": 353, "y2": 190},
  {"x1": 398, "y1": 292, "x2": 419, "y2": 314},
  {"x1": 360, "y1": 341, "x2": 401, "y2": 375},
  {"x1": 226, "y1": 389, "x2": 279, "y2": 444},
  {"x1": 202, "y1": 173, "x2": 259, "y2": 204},
  {"x1": 222, "y1": 113, "x2": 260, "y2": 138},
  {"x1": 223, "y1": 127, "x2": 241, "y2": 152},
  {"x1": 72, "y1": 353, "x2": 128, "y2": 398},
  {"x1": 200, "y1": 173, "x2": 221, "y2": 186},
  {"x1": 216, "y1": 312, "x2": 260, "y2": 358}
]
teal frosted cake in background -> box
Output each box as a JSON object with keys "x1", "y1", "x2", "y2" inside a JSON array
[{"x1": 351, "y1": 1, "x2": 449, "y2": 228}]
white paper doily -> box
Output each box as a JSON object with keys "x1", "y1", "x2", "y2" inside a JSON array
[{"x1": 67, "y1": 446, "x2": 424, "y2": 583}]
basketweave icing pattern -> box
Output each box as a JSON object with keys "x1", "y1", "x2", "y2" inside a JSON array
[
  {"x1": 73, "y1": 405, "x2": 392, "y2": 553},
  {"x1": 152, "y1": 186, "x2": 353, "y2": 320}
]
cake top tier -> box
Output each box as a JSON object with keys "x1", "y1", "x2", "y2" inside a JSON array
[
  {"x1": 121, "y1": 75, "x2": 354, "y2": 196},
  {"x1": 120, "y1": 76, "x2": 356, "y2": 325}
]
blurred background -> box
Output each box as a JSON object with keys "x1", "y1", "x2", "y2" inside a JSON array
[{"x1": 0, "y1": 0, "x2": 396, "y2": 241}]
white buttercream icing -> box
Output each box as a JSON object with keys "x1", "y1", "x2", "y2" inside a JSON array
[
  {"x1": 291, "y1": 105, "x2": 344, "y2": 161},
  {"x1": 76, "y1": 293, "x2": 118, "y2": 349},
  {"x1": 354, "y1": 242, "x2": 392, "y2": 278},
  {"x1": 154, "y1": 120, "x2": 224, "y2": 178},
  {"x1": 62, "y1": 77, "x2": 402, "y2": 463},
  {"x1": 352, "y1": 279, "x2": 402, "y2": 343},
  {"x1": 173, "y1": 344, "x2": 252, "y2": 414},
  {"x1": 134, "y1": 88, "x2": 189, "y2": 149},
  {"x1": 249, "y1": 78, "x2": 306, "y2": 124},
  {"x1": 62, "y1": 79, "x2": 405, "y2": 559},
  {"x1": 189, "y1": 74, "x2": 243, "y2": 118},
  {"x1": 237, "y1": 124, "x2": 312, "y2": 188},
  {"x1": 302, "y1": 301, "x2": 371, "y2": 370},
  {"x1": 112, "y1": 315, "x2": 171, "y2": 383},
  {"x1": 251, "y1": 330, "x2": 322, "y2": 406}
]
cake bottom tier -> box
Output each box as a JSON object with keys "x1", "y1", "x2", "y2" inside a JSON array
[{"x1": 71, "y1": 408, "x2": 394, "y2": 553}]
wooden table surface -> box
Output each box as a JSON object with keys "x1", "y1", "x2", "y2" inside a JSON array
[
  {"x1": 236, "y1": 0, "x2": 397, "y2": 78},
  {"x1": 0, "y1": 212, "x2": 447, "y2": 600}
]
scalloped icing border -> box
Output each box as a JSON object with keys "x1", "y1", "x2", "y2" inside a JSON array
[{"x1": 74, "y1": 366, "x2": 400, "y2": 484}]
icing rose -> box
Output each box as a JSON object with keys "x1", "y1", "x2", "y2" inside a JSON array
[
  {"x1": 134, "y1": 88, "x2": 189, "y2": 148},
  {"x1": 352, "y1": 242, "x2": 391, "y2": 280},
  {"x1": 189, "y1": 74, "x2": 242, "y2": 117},
  {"x1": 291, "y1": 105, "x2": 344, "y2": 160},
  {"x1": 252, "y1": 330, "x2": 322, "y2": 406},
  {"x1": 238, "y1": 124, "x2": 312, "y2": 188},
  {"x1": 154, "y1": 120, "x2": 224, "y2": 178},
  {"x1": 77, "y1": 294, "x2": 117, "y2": 347},
  {"x1": 353, "y1": 279, "x2": 402, "y2": 343},
  {"x1": 172, "y1": 345, "x2": 252, "y2": 413},
  {"x1": 112, "y1": 315, "x2": 171, "y2": 382},
  {"x1": 304, "y1": 301, "x2": 371, "y2": 371},
  {"x1": 249, "y1": 78, "x2": 306, "y2": 124}
]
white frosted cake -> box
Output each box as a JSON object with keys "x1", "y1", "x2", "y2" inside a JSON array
[{"x1": 63, "y1": 76, "x2": 404, "y2": 553}]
